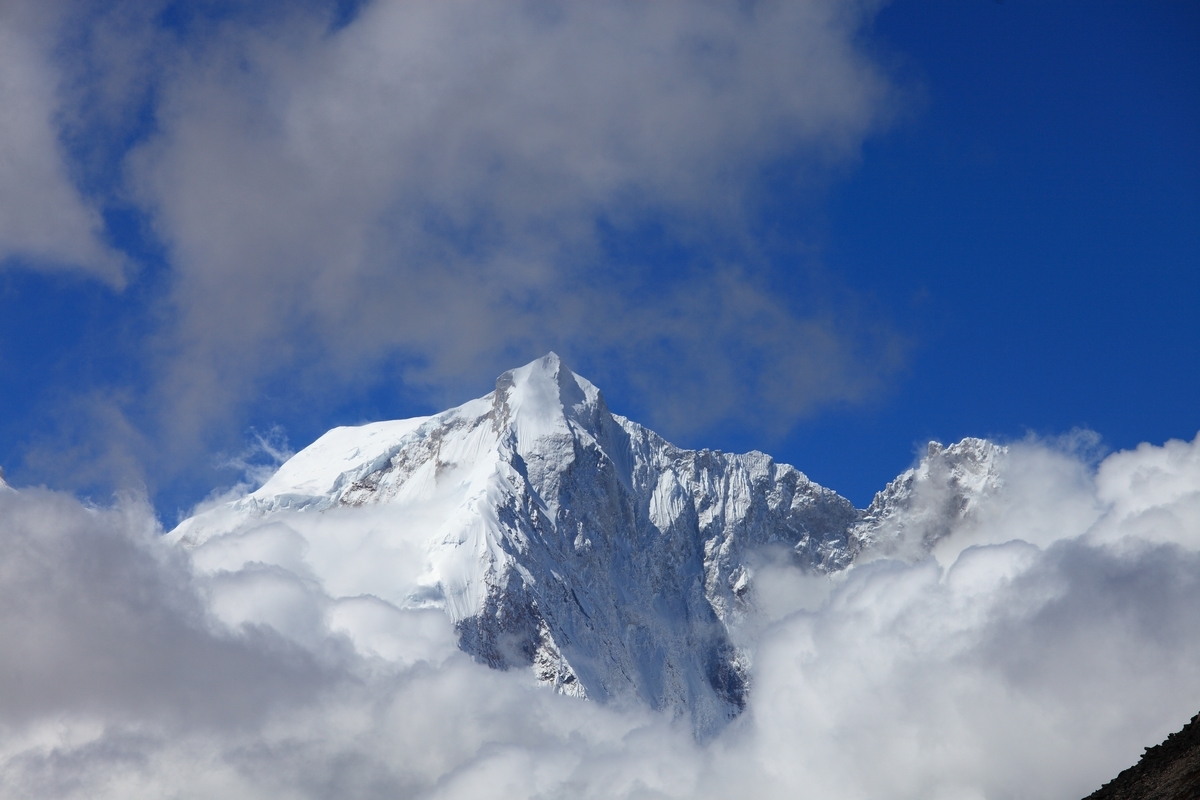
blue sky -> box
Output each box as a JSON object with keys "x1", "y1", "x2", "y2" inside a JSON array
[
  {"x1": 779, "y1": 0, "x2": 1200, "y2": 501},
  {"x1": 0, "y1": 0, "x2": 1196, "y2": 515}
]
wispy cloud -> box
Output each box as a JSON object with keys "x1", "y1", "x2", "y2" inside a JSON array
[
  {"x1": 0, "y1": 5, "x2": 124, "y2": 282},
  {"x1": 181, "y1": 426, "x2": 294, "y2": 520}
]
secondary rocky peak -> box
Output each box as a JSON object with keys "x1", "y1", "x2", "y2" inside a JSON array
[{"x1": 850, "y1": 437, "x2": 1006, "y2": 560}]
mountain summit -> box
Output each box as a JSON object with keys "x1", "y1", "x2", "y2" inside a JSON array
[{"x1": 172, "y1": 354, "x2": 1001, "y2": 733}]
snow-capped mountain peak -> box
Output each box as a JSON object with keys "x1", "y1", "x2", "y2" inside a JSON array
[
  {"x1": 169, "y1": 354, "x2": 999, "y2": 734},
  {"x1": 495, "y1": 351, "x2": 601, "y2": 439}
]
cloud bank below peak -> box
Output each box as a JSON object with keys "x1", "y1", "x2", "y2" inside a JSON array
[{"x1": 2, "y1": 432, "x2": 1200, "y2": 798}]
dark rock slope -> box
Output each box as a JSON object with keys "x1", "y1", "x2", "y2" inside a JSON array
[{"x1": 1085, "y1": 712, "x2": 1200, "y2": 800}]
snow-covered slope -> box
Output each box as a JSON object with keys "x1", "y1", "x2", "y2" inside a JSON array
[{"x1": 170, "y1": 354, "x2": 993, "y2": 733}]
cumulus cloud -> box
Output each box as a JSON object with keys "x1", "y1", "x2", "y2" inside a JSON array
[{"x1": 2, "y1": 432, "x2": 1199, "y2": 799}]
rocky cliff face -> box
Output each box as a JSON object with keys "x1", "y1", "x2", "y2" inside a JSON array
[{"x1": 171, "y1": 354, "x2": 985, "y2": 734}]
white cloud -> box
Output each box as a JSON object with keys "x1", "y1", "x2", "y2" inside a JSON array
[
  {"x1": 2, "y1": 433, "x2": 1199, "y2": 798},
  {"x1": 1089, "y1": 434, "x2": 1200, "y2": 551}
]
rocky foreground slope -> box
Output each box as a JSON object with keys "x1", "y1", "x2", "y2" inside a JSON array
[
  {"x1": 1085, "y1": 712, "x2": 1200, "y2": 799},
  {"x1": 171, "y1": 353, "x2": 1003, "y2": 733}
]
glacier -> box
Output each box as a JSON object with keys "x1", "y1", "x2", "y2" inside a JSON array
[{"x1": 170, "y1": 353, "x2": 1003, "y2": 734}]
